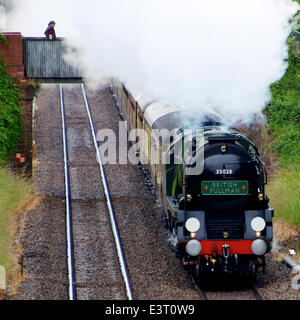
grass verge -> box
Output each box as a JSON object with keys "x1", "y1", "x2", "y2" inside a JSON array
[
  {"x1": 0, "y1": 167, "x2": 35, "y2": 294},
  {"x1": 267, "y1": 166, "x2": 300, "y2": 226}
]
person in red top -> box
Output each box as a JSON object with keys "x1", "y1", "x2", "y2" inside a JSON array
[{"x1": 44, "y1": 21, "x2": 56, "y2": 40}]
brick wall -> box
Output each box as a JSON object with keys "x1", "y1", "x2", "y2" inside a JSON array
[
  {"x1": 0, "y1": 32, "x2": 33, "y2": 173},
  {"x1": 0, "y1": 32, "x2": 26, "y2": 83}
]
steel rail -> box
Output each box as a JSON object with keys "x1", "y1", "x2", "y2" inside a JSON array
[
  {"x1": 59, "y1": 84, "x2": 76, "y2": 300},
  {"x1": 194, "y1": 283, "x2": 209, "y2": 301},
  {"x1": 81, "y1": 84, "x2": 133, "y2": 300},
  {"x1": 252, "y1": 285, "x2": 265, "y2": 300}
]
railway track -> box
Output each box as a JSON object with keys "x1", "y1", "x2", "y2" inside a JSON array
[
  {"x1": 192, "y1": 275, "x2": 265, "y2": 300},
  {"x1": 59, "y1": 84, "x2": 133, "y2": 300}
]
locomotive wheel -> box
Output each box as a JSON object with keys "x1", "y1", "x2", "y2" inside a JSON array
[
  {"x1": 247, "y1": 261, "x2": 257, "y2": 283},
  {"x1": 193, "y1": 256, "x2": 204, "y2": 284},
  {"x1": 194, "y1": 264, "x2": 200, "y2": 280},
  {"x1": 166, "y1": 211, "x2": 171, "y2": 230},
  {"x1": 167, "y1": 211, "x2": 175, "y2": 231},
  {"x1": 164, "y1": 212, "x2": 169, "y2": 229},
  {"x1": 164, "y1": 211, "x2": 172, "y2": 230}
]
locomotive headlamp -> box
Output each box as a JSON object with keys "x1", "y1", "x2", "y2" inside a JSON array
[
  {"x1": 186, "y1": 240, "x2": 202, "y2": 256},
  {"x1": 251, "y1": 239, "x2": 267, "y2": 256},
  {"x1": 185, "y1": 218, "x2": 201, "y2": 233},
  {"x1": 221, "y1": 145, "x2": 226, "y2": 153},
  {"x1": 186, "y1": 194, "x2": 192, "y2": 202},
  {"x1": 251, "y1": 217, "x2": 266, "y2": 232}
]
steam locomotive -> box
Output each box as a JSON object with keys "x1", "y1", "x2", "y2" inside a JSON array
[{"x1": 110, "y1": 84, "x2": 273, "y2": 281}]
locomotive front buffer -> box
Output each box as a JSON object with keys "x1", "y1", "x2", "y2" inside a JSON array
[{"x1": 174, "y1": 207, "x2": 273, "y2": 278}]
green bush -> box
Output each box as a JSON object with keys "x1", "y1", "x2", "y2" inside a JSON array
[
  {"x1": 269, "y1": 124, "x2": 300, "y2": 167},
  {"x1": 265, "y1": 39, "x2": 300, "y2": 125},
  {"x1": 265, "y1": 6, "x2": 300, "y2": 226},
  {"x1": 0, "y1": 33, "x2": 8, "y2": 45},
  {"x1": 0, "y1": 55, "x2": 23, "y2": 164},
  {"x1": 264, "y1": 21, "x2": 300, "y2": 168}
]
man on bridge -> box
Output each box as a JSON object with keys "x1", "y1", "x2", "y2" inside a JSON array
[{"x1": 44, "y1": 21, "x2": 56, "y2": 40}]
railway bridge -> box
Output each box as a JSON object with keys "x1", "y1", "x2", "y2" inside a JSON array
[{"x1": 0, "y1": 32, "x2": 82, "y2": 172}]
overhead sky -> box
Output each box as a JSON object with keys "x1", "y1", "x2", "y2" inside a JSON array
[{"x1": 3, "y1": 0, "x2": 300, "y2": 124}]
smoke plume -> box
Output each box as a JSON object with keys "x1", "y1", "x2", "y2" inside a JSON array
[{"x1": 4, "y1": 0, "x2": 300, "y2": 124}]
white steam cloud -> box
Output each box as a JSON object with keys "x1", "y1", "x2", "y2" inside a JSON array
[
  {"x1": 0, "y1": 5, "x2": 6, "y2": 31},
  {"x1": 4, "y1": 0, "x2": 300, "y2": 124}
]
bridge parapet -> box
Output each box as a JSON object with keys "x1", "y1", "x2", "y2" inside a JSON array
[{"x1": 23, "y1": 37, "x2": 83, "y2": 80}]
